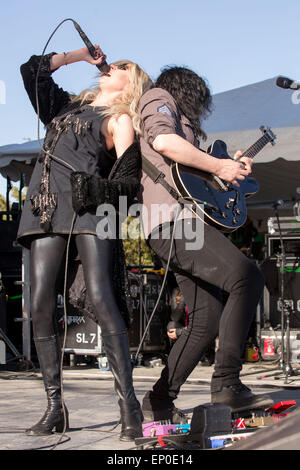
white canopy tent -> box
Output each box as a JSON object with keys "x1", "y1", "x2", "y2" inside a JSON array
[
  {"x1": 0, "y1": 76, "x2": 300, "y2": 222},
  {"x1": 0, "y1": 139, "x2": 42, "y2": 184}
]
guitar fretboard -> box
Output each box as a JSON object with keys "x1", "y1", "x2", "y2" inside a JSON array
[{"x1": 242, "y1": 134, "x2": 271, "y2": 160}]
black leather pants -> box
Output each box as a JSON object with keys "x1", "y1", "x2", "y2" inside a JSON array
[
  {"x1": 30, "y1": 234, "x2": 127, "y2": 338},
  {"x1": 29, "y1": 233, "x2": 142, "y2": 439}
]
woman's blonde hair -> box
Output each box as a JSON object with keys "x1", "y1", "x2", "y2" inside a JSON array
[{"x1": 71, "y1": 60, "x2": 153, "y2": 135}]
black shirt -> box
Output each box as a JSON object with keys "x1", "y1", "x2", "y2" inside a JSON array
[{"x1": 17, "y1": 53, "x2": 116, "y2": 247}]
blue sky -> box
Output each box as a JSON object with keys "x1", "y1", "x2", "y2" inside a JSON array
[{"x1": 1, "y1": 0, "x2": 300, "y2": 195}]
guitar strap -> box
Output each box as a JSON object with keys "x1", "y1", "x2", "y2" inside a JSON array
[
  {"x1": 141, "y1": 155, "x2": 186, "y2": 206},
  {"x1": 141, "y1": 154, "x2": 218, "y2": 215}
]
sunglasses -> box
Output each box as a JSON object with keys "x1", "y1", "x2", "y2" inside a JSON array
[
  {"x1": 99, "y1": 63, "x2": 129, "y2": 77},
  {"x1": 113, "y1": 63, "x2": 129, "y2": 70}
]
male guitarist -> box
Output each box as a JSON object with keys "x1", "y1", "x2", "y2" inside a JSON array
[{"x1": 138, "y1": 66, "x2": 273, "y2": 423}]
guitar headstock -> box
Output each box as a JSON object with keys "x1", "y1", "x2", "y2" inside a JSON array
[{"x1": 260, "y1": 126, "x2": 276, "y2": 146}]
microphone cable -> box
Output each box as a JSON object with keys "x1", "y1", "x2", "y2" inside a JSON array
[
  {"x1": 27, "y1": 17, "x2": 80, "y2": 451},
  {"x1": 132, "y1": 194, "x2": 206, "y2": 366},
  {"x1": 133, "y1": 204, "x2": 182, "y2": 364}
]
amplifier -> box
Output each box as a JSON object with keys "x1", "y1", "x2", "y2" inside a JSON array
[
  {"x1": 261, "y1": 259, "x2": 300, "y2": 329},
  {"x1": 56, "y1": 297, "x2": 103, "y2": 356},
  {"x1": 55, "y1": 272, "x2": 169, "y2": 356},
  {"x1": 260, "y1": 329, "x2": 300, "y2": 363},
  {"x1": 265, "y1": 234, "x2": 300, "y2": 260},
  {"x1": 127, "y1": 272, "x2": 143, "y2": 351},
  {"x1": 127, "y1": 272, "x2": 169, "y2": 353},
  {"x1": 143, "y1": 273, "x2": 169, "y2": 351}
]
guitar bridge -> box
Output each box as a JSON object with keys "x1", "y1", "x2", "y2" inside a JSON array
[{"x1": 213, "y1": 175, "x2": 229, "y2": 192}]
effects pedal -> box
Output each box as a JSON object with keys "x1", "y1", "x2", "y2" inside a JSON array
[{"x1": 135, "y1": 401, "x2": 297, "y2": 449}]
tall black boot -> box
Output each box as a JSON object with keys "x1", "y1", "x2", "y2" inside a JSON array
[
  {"x1": 102, "y1": 331, "x2": 143, "y2": 441},
  {"x1": 25, "y1": 335, "x2": 69, "y2": 436}
]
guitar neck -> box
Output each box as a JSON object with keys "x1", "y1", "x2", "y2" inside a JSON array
[{"x1": 240, "y1": 133, "x2": 271, "y2": 160}]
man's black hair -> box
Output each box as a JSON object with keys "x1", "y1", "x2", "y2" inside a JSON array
[{"x1": 155, "y1": 66, "x2": 212, "y2": 140}]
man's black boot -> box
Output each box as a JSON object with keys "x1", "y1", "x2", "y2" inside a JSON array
[
  {"x1": 211, "y1": 382, "x2": 274, "y2": 413},
  {"x1": 142, "y1": 391, "x2": 189, "y2": 424}
]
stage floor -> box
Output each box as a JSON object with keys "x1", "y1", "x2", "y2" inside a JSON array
[{"x1": 0, "y1": 361, "x2": 299, "y2": 451}]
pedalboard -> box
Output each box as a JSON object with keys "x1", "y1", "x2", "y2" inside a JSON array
[{"x1": 135, "y1": 401, "x2": 296, "y2": 449}]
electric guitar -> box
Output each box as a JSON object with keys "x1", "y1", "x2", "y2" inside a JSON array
[{"x1": 170, "y1": 126, "x2": 276, "y2": 232}]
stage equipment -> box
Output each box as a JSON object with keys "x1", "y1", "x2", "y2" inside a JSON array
[
  {"x1": 0, "y1": 327, "x2": 24, "y2": 366},
  {"x1": 0, "y1": 180, "x2": 25, "y2": 363},
  {"x1": 267, "y1": 216, "x2": 300, "y2": 236},
  {"x1": 263, "y1": 263, "x2": 300, "y2": 329},
  {"x1": 263, "y1": 206, "x2": 300, "y2": 382},
  {"x1": 127, "y1": 271, "x2": 169, "y2": 354},
  {"x1": 263, "y1": 234, "x2": 300, "y2": 329},
  {"x1": 171, "y1": 126, "x2": 276, "y2": 232},
  {"x1": 53, "y1": 270, "x2": 169, "y2": 364},
  {"x1": 276, "y1": 75, "x2": 300, "y2": 90},
  {"x1": 56, "y1": 295, "x2": 103, "y2": 357},
  {"x1": 293, "y1": 200, "x2": 300, "y2": 220},
  {"x1": 135, "y1": 401, "x2": 297, "y2": 450},
  {"x1": 224, "y1": 404, "x2": 300, "y2": 450},
  {"x1": 72, "y1": 21, "x2": 109, "y2": 73},
  {"x1": 260, "y1": 328, "x2": 300, "y2": 363},
  {"x1": 190, "y1": 404, "x2": 232, "y2": 448}
]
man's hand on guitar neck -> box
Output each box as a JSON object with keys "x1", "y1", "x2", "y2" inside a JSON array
[{"x1": 233, "y1": 150, "x2": 253, "y2": 172}]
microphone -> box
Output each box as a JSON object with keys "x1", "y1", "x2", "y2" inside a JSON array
[
  {"x1": 276, "y1": 76, "x2": 300, "y2": 90},
  {"x1": 72, "y1": 21, "x2": 110, "y2": 73},
  {"x1": 272, "y1": 199, "x2": 284, "y2": 209}
]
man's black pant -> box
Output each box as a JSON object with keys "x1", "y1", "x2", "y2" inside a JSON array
[{"x1": 147, "y1": 218, "x2": 264, "y2": 404}]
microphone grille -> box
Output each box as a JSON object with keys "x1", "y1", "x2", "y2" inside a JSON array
[{"x1": 276, "y1": 76, "x2": 293, "y2": 89}]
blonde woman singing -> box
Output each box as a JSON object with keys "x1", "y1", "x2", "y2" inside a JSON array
[{"x1": 17, "y1": 46, "x2": 153, "y2": 441}]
